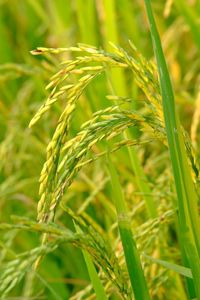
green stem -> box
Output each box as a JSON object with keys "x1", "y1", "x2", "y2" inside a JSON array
[{"x1": 108, "y1": 156, "x2": 150, "y2": 300}]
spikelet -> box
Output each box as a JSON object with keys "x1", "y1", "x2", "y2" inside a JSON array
[
  {"x1": 37, "y1": 73, "x2": 99, "y2": 222},
  {"x1": 0, "y1": 244, "x2": 57, "y2": 298},
  {"x1": 29, "y1": 42, "x2": 198, "y2": 226},
  {"x1": 61, "y1": 204, "x2": 130, "y2": 297},
  {"x1": 30, "y1": 43, "x2": 164, "y2": 224}
]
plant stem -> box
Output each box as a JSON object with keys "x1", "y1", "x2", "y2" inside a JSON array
[{"x1": 108, "y1": 156, "x2": 150, "y2": 300}]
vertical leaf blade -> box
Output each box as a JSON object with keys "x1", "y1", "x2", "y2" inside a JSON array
[{"x1": 144, "y1": 1, "x2": 200, "y2": 298}]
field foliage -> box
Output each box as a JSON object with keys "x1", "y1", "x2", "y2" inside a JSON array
[{"x1": 0, "y1": 1, "x2": 200, "y2": 299}]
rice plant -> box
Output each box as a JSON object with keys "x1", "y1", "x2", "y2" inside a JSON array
[{"x1": 0, "y1": 1, "x2": 200, "y2": 299}]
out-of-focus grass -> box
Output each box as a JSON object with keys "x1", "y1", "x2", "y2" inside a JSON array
[{"x1": 0, "y1": 1, "x2": 200, "y2": 299}]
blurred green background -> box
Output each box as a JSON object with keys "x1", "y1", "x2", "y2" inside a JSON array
[{"x1": 0, "y1": 0, "x2": 200, "y2": 299}]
